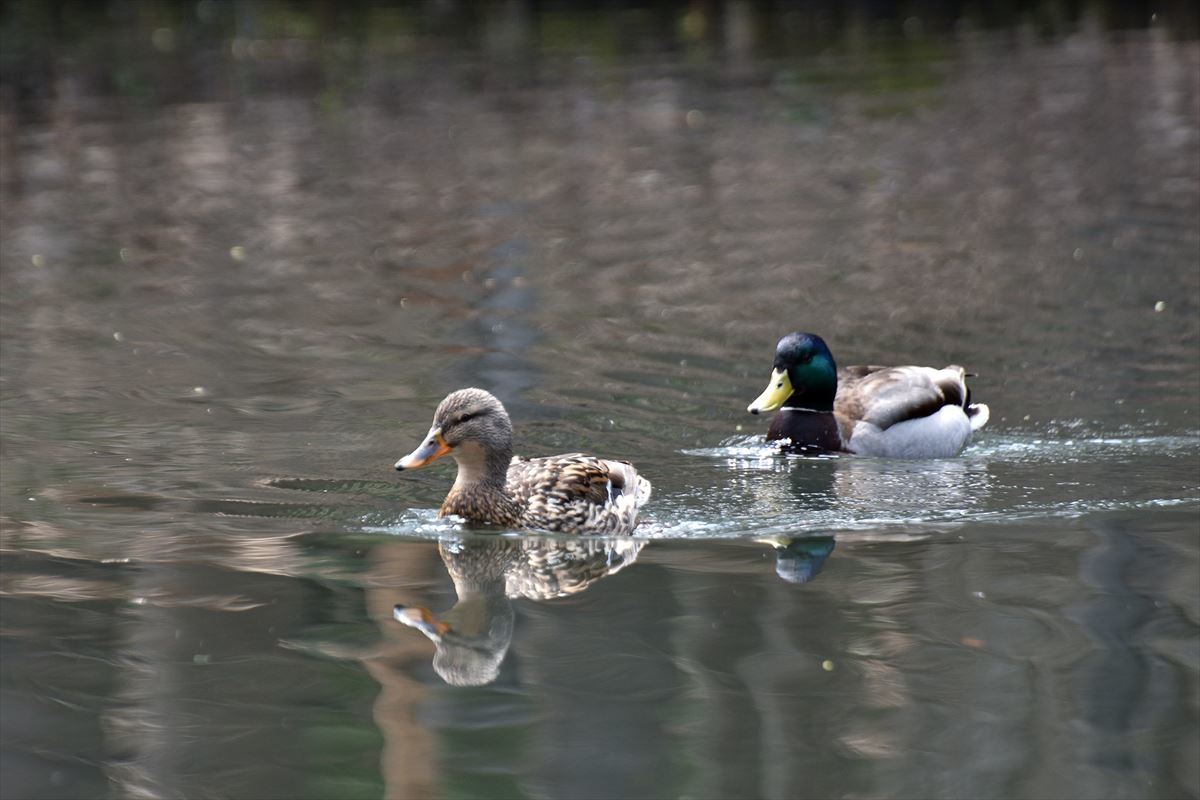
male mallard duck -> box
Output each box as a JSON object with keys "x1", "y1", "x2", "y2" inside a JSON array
[
  {"x1": 394, "y1": 535, "x2": 642, "y2": 686},
  {"x1": 747, "y1": 332, "x2": 989, "y2": 458},
  {"x1": 394, "y1": 388, "x2": 651, "y2": 533}
]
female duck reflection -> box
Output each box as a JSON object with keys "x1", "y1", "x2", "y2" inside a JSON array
[
  {"x1": 394, "y1": 533, "x2": 836, "y2": 687},
  {"x1": 394, "y1": 535, "x2": 643, "y2": 687}
]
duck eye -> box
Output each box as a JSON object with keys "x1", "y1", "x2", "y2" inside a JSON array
[{"x1": 456, "y1": 412, "x2": 474, "y2": 425}]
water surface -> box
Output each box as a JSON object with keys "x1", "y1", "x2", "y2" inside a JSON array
[{"x1": 2, "y1": 5, "x2": 1198, "y2": 799}]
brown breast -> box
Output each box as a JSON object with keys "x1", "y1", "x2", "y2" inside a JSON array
[{"x1": 767, "y1": 409, "x2": 846, "y2": 453}]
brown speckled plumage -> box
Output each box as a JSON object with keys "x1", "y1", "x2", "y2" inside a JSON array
[
  {"x1": 395, "y1": 535, "x2": 643, "y2": 686},
  {"x1": 440, "y1": 534, "x2": 644, "y2": 601},
  {"x1": 396, "y1": 389, "x2": 651, "y2": 534}
]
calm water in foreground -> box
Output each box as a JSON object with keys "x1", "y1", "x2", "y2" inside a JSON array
[{"x1": 2, "y1": 7, "x2": 1199, "y2": 799}]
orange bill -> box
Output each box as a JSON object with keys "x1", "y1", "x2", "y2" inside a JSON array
[
  {"x1": 393, "y1": 605, "x2": 451, "y2": 638},
  {"x1": 394, "y1": 428, "x2": 452, "y2": 470}
]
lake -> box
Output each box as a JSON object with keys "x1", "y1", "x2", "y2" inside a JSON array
[{"x1": 1, "y1": 3, "x2": 1198, "y2": 798}]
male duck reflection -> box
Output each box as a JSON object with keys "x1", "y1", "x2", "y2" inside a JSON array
[
  {"x1": 394, "y1": 536, "x2": 643, "y2": 686},
  {"x1": 760, "y1": 536, "x2": 837, "y2": 584},
  {"x1": 747, "y1": 332, "x2": 989, "y2": 458},
  {"x1": 395, "y1": 388, "x2": 651, "y2": 534}
]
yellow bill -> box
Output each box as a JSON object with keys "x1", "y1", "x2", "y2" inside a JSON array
[{"x1": 747, "y1": 368, "x2": 793, "y2": 414}]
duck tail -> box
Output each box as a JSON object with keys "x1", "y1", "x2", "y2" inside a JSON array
[
  {"x1": 632, "y1": 474, "x2": 652, "y2": 509},
  {"x1": 967, "y1": 403, "x2": 990, "y2": 431}
]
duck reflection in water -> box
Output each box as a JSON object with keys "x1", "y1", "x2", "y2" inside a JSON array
[
  {"x1": 394, "y1": 535, "x2": 643, "y2": 687},
  {"x1": 757, "y1": 535, "x2": 837, "y2": 584}
]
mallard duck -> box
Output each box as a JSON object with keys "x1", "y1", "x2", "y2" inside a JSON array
[
  {"x1": 747, "y1": 332, "x2": 989, "y2": 458},
  {"x1": 394, "y1": 535, "x2": 643, "y2": 686},
  {"x1": 394, "y1": 388, "x2": 651, "y2": 533}
]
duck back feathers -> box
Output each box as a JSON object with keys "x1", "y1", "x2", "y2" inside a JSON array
[
  {"x1": 838, "y1": 365, "x2": 968, "y2": 433},
  {"x1": 510, "y1": 454, "x2": 651, "y2": 535},
  {"x1": 837, "y1": 365, "x2": 987, "y2": 457}
]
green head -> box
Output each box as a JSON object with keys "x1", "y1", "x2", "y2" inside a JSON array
[{"x1": 747, "y1": 332, "x2": 838, "y2": 414}]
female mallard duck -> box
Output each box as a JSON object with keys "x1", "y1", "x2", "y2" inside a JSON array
[
  {"x1": 394, "y1": 388, "x2": 651, "y2": 533},
  {"x1": 747, "y1": 332, "x2": 989, "y2": 458}
]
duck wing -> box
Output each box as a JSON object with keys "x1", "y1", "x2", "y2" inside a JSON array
[
  {"x1": 507, "y1": 454, "x2": 651, "y2": 534},
  {"x1": 836, "y1": 365, "x2": 968, "y2": 432},
  {"x1": 506, "y1": 537, "x2": 645, "y2": 600},
  {"x1": 838, "y1": 364, "x2": 892, "y2": 382}
]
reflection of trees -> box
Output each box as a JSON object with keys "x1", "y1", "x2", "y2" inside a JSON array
[
  {"x1": 0, "y1": 545, "x2": 394, "y2": 799},
  {"x1": 4, "y1": 1, "x2": 1198, "y2": 111}
]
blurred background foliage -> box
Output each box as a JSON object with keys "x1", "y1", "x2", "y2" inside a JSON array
[{"x1": 2, "y1": 0, "x2": 1197, "y2": 120}]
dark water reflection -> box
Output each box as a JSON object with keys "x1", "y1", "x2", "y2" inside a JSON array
[
  {"x1": 7, "y1": 517, "x2": 1196, "y2": 798},
  {"x1": 2, "y1": 3, "x2": 1199, "y2": 799}
]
